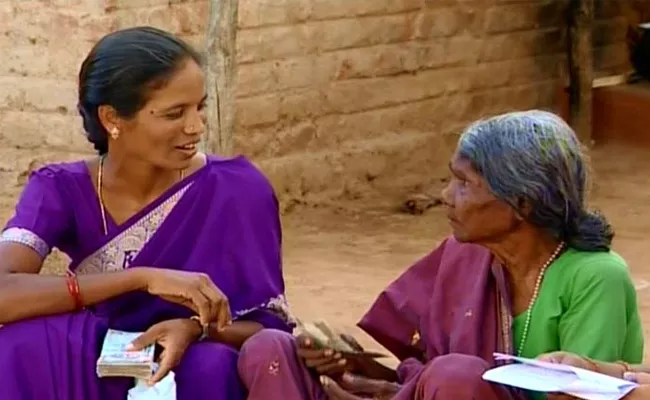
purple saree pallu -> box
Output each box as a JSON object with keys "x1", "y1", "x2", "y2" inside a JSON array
[{"x1": 0, "y1": 155, "x2": 294, "y2": 400}]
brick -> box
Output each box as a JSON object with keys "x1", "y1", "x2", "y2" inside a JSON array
[
  {"x1": 0, "y1": 77, "x2": 77, "y2": 114},
  {"x1": 272, "y1": 57, "x2": 316, "y2": 91},
  {"x1": 321, "y1": 95, "x2": 470, "y2": 145},
  {"x1": 236, "y1": 56, "x2": 315, "y2": 97},
  {"x1": 479, "y1": 29, "x2": 563, "y2": 62},
  {"x1": 485, "y1": 2, "x2": 563, "y2": 34},
  {"x1": 313, "y1": 14, "x2": 413, "y2": 52},
  {"x1": 5, "y1": 7, "x2": 112, "y2": 42},
  {"x1": 315, "y1": 37, "x2": 482, "y2": 79},
  {"x1": 310, "y1": 0, "x2": 421, "y2": 20},
  {"x1": 324, "y1": 68, "x2": 466, "y2": 114},
  {"x1": 0, "y1": 37, "x2": 92, "y2": 79},
  {"x1": 106, "y1": 0, "x2": 203, "y2": 11},
  {"x1": 237, "y1": 25, "x2": 316, "y2": 63},
  {"x1": 279, "y1": 89, "x2": 326, "y2": 122},
  {"x1": 461, "y1": 82, "x2": 558, "y2": 123},
  {"x1": 254, "y1": 131, "x2": 452, "y2": 200},
  {"x1": 232, "y1": 126, "x2": 274, "y2": 159},
  {"x1": 316, "y1": 45, "x2": 418, "y2": 81},
  {"x1": 236, "y1": 62, "x2": 276, "y2": 97},
  {"x1": 43, "y1": 0, "x2": 106, "y2": 13},
  {"x1": 238, "y1": 0, "x2": 311, "y2": 28},
  {"x1": 0, "y1": 111, "x2": 86, "y2": 150},
  {"x1": 113, "y1": 3, "x2": 208, "y2": 35},
  {"x1": 469, "y1": 55, "x2": 561, "y2": 92},
  {"x1": 239, "y1": 94, "x2": 471, "y2": 158},
  {"x1": 413, "y1": 8, "x2": 467, "y2": 39},
  {"x1": 236, "y1": 121, "x2": 320, "y2": 160},
  {"x1": 236, "y1": 94, "x2": 281, "y2": 127},
  {"x1": 508, "y1": 55, "x2": 561, "y2": 86},
  {"x1": 414, "y1": 36, "x2": 482, "y2": 68},
  {"x1": 274, "y1": 122, "x2": 318, "y2": 157}
]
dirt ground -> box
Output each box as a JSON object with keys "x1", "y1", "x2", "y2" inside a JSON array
[{"x1": 280, "y1": 143, "x2": 650, "y2": 365}]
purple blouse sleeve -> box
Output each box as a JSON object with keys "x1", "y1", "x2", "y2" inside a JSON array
[{"x1": 1, "y1": 167, "x2": 72, "y2": 258}]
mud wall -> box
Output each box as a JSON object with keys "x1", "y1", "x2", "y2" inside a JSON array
[{"x1": 0, "y1": 0, "x2": 630, "y2": 213}]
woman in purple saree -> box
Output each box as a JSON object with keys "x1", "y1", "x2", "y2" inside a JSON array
[{"x1": 0, "y1": 27, "x2": 294, "y2": 399}]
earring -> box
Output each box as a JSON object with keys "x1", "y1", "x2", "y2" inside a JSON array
[{"x1": 109, "y1": 127, "x2": 120, "y2": 140}]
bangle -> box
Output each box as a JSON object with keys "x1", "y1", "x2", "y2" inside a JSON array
[
  {"x1": 615, "y1": 361, "x2": 634, "y2": 374},
  {"x1": 65, "y1": 270, "x2": 84, "y2": 311},
  {"x1": 190, "y1": 316, "x2": 209, "y2": 342}
]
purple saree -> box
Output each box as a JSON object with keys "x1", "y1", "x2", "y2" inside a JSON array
[
  {"x1": 0, "y1": 155, "x2": 294, "y2": 399},
  {"x1": 238, "y1": 237, "x2": 525, "y2": 399}
]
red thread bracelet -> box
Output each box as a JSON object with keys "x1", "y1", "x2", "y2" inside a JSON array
[{"x1": 66, "y1": 271, "x2": 84, "y2": 311}]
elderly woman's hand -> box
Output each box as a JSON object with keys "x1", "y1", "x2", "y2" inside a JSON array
[
  {"x1": 296, "y1": 334, "x2": 356, "y2": 377},
  {"x1": 128, "y1": 318, "x2": 202, "y2": 385},
  {"x1": 320, "y1": 373, "x2": 400, "y2": 400},
  {"x1": 138, "y1": 267, "x2": 231, "y2": 329}
]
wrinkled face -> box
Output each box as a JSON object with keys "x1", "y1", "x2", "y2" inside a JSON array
[
  {"x1": 441, "y1": 152, "x2": 521, "y2": 244},
  {"x1": 110, "y1": 59, "x2": 207, "y2": 169}
]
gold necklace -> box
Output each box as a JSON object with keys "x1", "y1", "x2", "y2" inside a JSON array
[
  {"x1": 97, "y1": 156, "x2": 185, "y2": 235},
  {"x1": 516, "y1": 241, "x2": 565, "y2": 356}
]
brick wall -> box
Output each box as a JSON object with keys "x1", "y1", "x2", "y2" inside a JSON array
[
  {"x1": 0, "y1": 0, "x2": 631, "y2": 212},
  {"x1": 0, "y1": 1, "x2": 111, "y2": 207}
]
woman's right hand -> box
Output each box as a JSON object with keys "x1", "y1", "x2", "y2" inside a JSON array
[
  {"x1": 138, "y1": 267, "x2": 231, "y2": 329},
  {"x1": 296, "y1": 335, "x2": 355, "y2": 377}
]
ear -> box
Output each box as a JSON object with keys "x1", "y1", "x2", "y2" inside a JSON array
[
  {"x1": 514, "y1": 197, "x2": 532, "y2": 220},
  {"x1": 97, "y1": 104, "x2": 122, "y2": 134}
]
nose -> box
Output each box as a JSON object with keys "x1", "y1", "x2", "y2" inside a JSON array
[
  {"x1": 184, "y1": 109, "x2": 206, "y2": 135},
  {"x1": 441, "y1": 180, "x2": 453, "y2": 207}
]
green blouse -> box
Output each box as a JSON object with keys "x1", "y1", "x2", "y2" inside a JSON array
[{"x1": 512, "y1": 248, "x2": 644, "y2": 399}]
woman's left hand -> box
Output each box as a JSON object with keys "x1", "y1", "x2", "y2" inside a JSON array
[
  {"x1": 320, "y1": 373, "x2": 400, "y2": 400},
  {"x1": 129, "y1": 318, "x2": 201, "y2": 385}
]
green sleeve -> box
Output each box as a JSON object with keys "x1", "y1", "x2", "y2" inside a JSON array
[{"x1": 558, "y1": 256, "x2": 643, "y2": 363}]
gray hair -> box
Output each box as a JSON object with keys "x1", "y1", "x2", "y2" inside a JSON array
[{"x1": 457, "y1": 110, "x2": 613, "y2": 252}]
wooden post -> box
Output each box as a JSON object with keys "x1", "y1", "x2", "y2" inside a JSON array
[
  {"x1": 567, "y1": 0, "x2": 594, "y2": 143},
  {"x1": 203, "y1": 0, "x2": 239, "y2": 155}
]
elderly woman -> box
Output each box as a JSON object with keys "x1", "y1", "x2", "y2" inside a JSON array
[
  {"x1": 0, "y1": 27, "x2": 294, "y2": 399},
  {"x1": 237, "y1": 110, "x2": 643, "y2": 400}
]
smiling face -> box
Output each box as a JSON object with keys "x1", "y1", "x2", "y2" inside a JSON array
[
  {"x1": 441, "y1": 152, "x2": 522, "y2": 244},
  {"x1": 101, "y1": 59, "x2": 207, "y2": 170}
]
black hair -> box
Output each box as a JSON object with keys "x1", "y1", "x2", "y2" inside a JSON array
[{"x1": 77, "y1": 26, "x2": 202, "y2": 154}]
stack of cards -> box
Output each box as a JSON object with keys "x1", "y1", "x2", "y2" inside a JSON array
[{"x1": 97, "y1": 329, "x2": 155, "y2": 380}]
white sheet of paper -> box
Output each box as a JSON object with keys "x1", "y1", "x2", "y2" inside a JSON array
[
  {"x1": 128, "y1": 372, "x2": 176, "y2": 400},
  {"x1": 482, "y1": 353, "x2": 637, "y2": 400}
]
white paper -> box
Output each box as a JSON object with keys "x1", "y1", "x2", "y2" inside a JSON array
[
  {"x1": 482, "y1": 353, "x2": 637, "y2": 400},
  {"x1": 127, "y1": 372, "x2": 177, "y2": 400}
]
